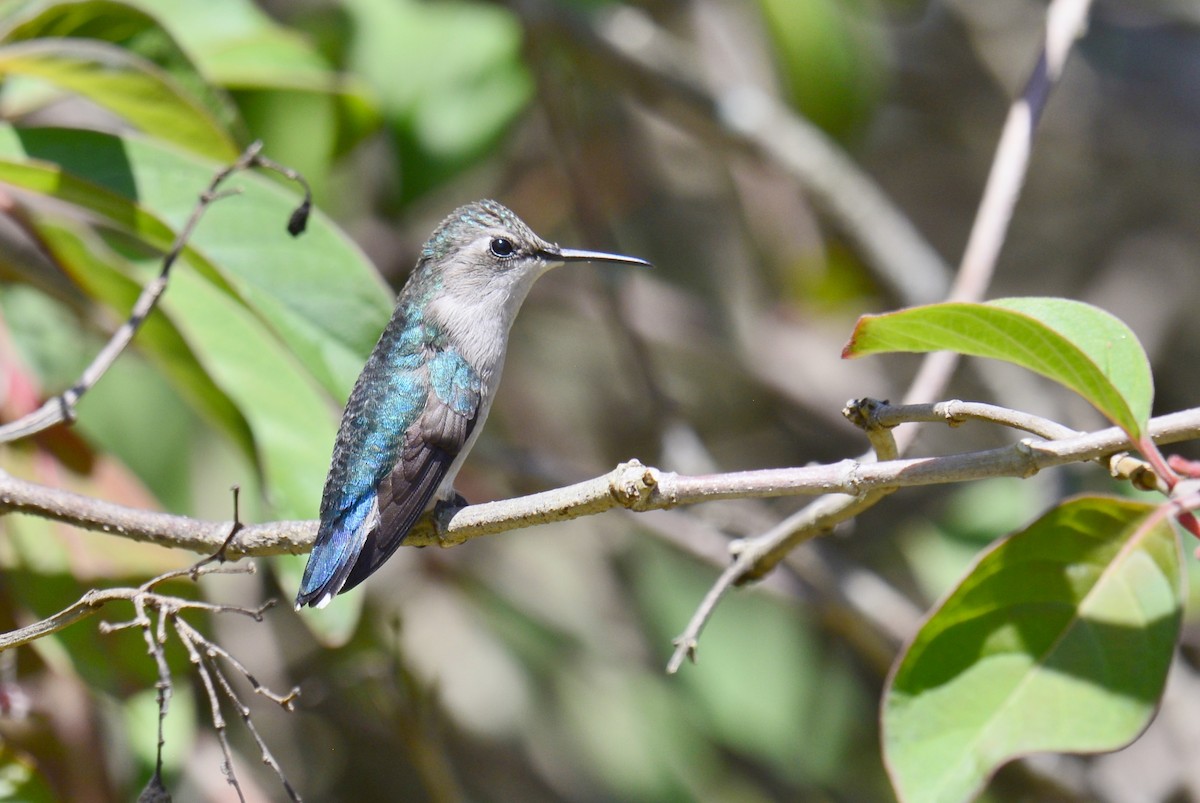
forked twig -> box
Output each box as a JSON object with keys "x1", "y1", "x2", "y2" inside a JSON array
[
  {"x1": 173, "y1": 617, "x2": 301, "y2": 802},
  {"x1": 4, "y1": 488, "x2": 302, "y2": 799}
]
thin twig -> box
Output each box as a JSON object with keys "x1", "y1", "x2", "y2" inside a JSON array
[
  {"x1": 143, "y1": 605, "x2": 173, "y2": 795},
  {"x1": 2, "y1": 553, "x2": 307, "y2": 799},
  {"x1": 0, "y1": 563, "x2": 252, "y2": 651},
  {"x1": 192, "y1": 486, "x2": 248, "y2": 574},
  {"x1": 667, "y1": 412, "x2": 901, "y2": 672},
  {"x1": 667, "y1": 408, "x2": 904, "y2": 673},
  {"x1": 861, "y1": 399, "x2": 1080, "y2": 441},
  {"x1": 174, "y1": 618, "x2": 302, "y2": 801},
  {"x1": 176, "y1": 618, "x2": 243, "y2": 802},
  {"x1": 897, "y1": 0, "x2": 1097, "y2": 438}
]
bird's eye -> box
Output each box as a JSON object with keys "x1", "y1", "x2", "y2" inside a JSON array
[{"x1": 489, "y1": 237, "x2": 516, "y2": 258}]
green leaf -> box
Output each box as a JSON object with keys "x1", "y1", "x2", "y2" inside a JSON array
[
  {"x1": 0, "y1": 38, "x2": 239, "y2": 160},
  {"x1": 0, "y1": 283, "x2": 92, "y2": 389},
  {"x1": 0, "y1": 0, "x2": 247, "y2": 138},
  {"x1": 843, "y1": 298, "x2": 1153, "y2": 437},
  {"x1": 883, "y1": 495, "x2": 1182, "y2": 803},
  {"x1": 30, "y1": 217, "x2": 257, "y2": 474},
  {"x1": 0, "y1": 127, "x2": 392, "y2": 517},
  {"x1": 150, "y1": 258, "x2": 335, "y2": 518},
  {"x1": 0, "y1": 126, "x2": 393, "y2": 398},
  {"x1": 105, "y1": 0, "x2": 380, "y2": 156}
]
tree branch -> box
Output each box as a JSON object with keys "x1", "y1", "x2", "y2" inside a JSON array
[
  {"x1": 897, "y1": 0, "x2": 1096, "y2": 426},
  {"x1": 663, "y1": 0, "x2": 1101, "y2": 670},
  {"x1": 2, "y1": 406, "x2": 1198, "y2": 561}
]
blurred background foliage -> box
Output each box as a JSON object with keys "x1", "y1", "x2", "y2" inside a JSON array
[{"x1": 0, "y1": 0, "x2": 1199, "y2": 800}]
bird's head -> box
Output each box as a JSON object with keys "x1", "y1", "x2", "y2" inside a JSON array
[{"x1": 417, "y1": 199, "x2": 650, "y2": 309}]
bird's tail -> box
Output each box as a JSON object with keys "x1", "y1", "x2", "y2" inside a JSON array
[{"x1": 294, "y1": 496, "x2": 375, "y2": 609}]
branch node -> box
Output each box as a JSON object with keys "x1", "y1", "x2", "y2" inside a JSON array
[
  {"x1": 56, "y1": 392, "x2": 78, "y2": 425},
  {"x1": 1014, "y1": 438, "x2": 1042, "y2": 478},
  {"x1": 99, "y1": 617, "x2": 141, "y2": 634},
  {"x1": 843, "y1": 399, "x2": 900, "y2": 460},
  {"x1": 609, "y1": 459, "x2": 659, "y2": 510},
  {"x1": 842, "y1": 397, "x2": 891, "y2": 431},
  {"x1": 937, "y1": 399, "x2": 969, "y2": 426},
  {"x1": 253, "y1": 599, "x2": 277, "y2": 622}
]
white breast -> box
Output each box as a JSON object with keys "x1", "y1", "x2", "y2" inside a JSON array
[{"x1": 423, "y1": 263, "x2": 550, "y2": 501}]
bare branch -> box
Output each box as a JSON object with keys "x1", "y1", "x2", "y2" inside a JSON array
[
  {"x1": 949, "y1": 1, "x2": 1093, "y2": 305},
  {"x1": 0, "y1": 466, "x2": 313, "y2": 557},
  {"x1": 0, "y1": 563, "x2": 254, "y2": 652},
  {"x1": 668, "y1": 482, "x2": 894, "y2": 673},
  {"x1": 859, "y1": 399, "x2": 1080, "y2": 441},
  {"x1": 898, "y1": 0, "x2": 1096, "y2": 426},
  {"x1": 174, "y1": 618, "x2": 302, "y2": 801},
  {"x1": 142, "y1": 604, "x2": 173, "y2": 796},
  {"x1": 176, "y1": 617, "x2": 243, "y2": 801},
  {"x1": 2, "y1": 406, "x2": 1200, "y2": 564},
  {"x1": 2, "y1": 546, "x2": 303, "y2": 797}
]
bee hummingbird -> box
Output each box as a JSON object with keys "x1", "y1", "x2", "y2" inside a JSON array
[{"x1": 295, "y1": 200, "x2": 650, "y2": 608}]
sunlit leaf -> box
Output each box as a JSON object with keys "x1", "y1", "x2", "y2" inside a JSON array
[
  {"x1": 0, "y1": 126, "x2": 393, "y2": 399},
  {"x1": 0, "y1": 127, "x2": 389, "y2": 518},
  {"x1": 30, "y1": 217, "x2": 256, "y2": 473},
  {"x1": 114, "y1": 0, "x2": 380, "y2": 156},
  {"x1": 0, "y1": 38, "x2": 238, "y2": 160},
  {"x1": 884, "y1": 495, "x2": 1182, "y2": 803},
  {"x1": 843, "y1": 298, "x2": 1153, "y2": 437},
  {"x1": 0, "y1": 0, "x2": 246, "y2": 141},
  {"x1": 152, "y1": 264, "x2": 336, "y2": 519}
]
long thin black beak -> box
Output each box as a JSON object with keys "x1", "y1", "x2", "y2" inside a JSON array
[{"x1": 543, "y1": 246, "x2": 652, "y2": 268}]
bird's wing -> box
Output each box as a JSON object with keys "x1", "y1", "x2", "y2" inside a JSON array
[
  {"x1": 295, "y1": 351, "x2": 415, "y2": 609},
  {"x1": 338, "y1": 348, "x2": 481, "y2": 594},
  {"x1": 295, "y1": 335, "x2": 482, "y2": 609}
]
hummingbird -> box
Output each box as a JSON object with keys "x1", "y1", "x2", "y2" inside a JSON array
[{"x1": 295, "y1": 200, "x2": 650, "y2": 608}]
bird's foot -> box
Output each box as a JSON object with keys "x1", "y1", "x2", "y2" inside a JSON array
[{"x1": 431, "y1": 492, "x2": 469, "y2": 544}]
